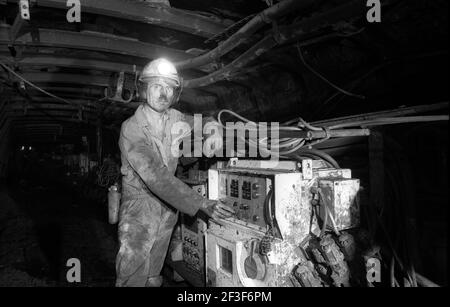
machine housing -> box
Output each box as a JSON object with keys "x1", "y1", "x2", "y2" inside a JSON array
[{"x1": 205, "y1": 159, "x2": 360, "y2": 287}]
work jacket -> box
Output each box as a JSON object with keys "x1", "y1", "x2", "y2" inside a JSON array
[{"x1": 119, "y1": 104, "x2": 208, "y2": 216}]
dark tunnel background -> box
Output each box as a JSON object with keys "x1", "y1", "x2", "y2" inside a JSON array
[
  {"x1": 0, "y1": 0, "x2": 448, "y2": 287},
  {"x1": 0, "y1": 130, "x2": 120, "y2": 286}
]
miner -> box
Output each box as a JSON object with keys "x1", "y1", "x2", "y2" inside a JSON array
[{"x1": 116, "y1": 58, "x2": 233, "y2": 287}]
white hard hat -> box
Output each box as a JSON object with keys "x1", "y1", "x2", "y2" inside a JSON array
[{"x1": 139, "y1": 58, "x2": 181, "y2": 87}]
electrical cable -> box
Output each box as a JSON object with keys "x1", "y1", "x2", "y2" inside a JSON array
[
  {"x1": 0, "y1": 61, "x2": 77, "y2": 107},
  {"x1": 291, "y1": 153, "x2": 334, "y2": 168},
  {"x1": 337, "y1": 27, "x2": 366, "y2": 37},
  {"x1": 218, "y1": 109, "x2": 312, "y2": 156},
  {"x1": 296, "y1": 44, "x2": 366, "y2": 100},
  {"x1": 298, "y1": 117, "x2": 323, "y2": 131},
  {"x1": 327, "y1": 209, "x2": 341, "y2": 236},
  {"x1": 328, "y1": 116, "x2": 449, "y2": 129},
  {"x1": 295, "y1": 148, "x2": 340, "y2": 168},
  {"x1": 263, "y1": 187, "x2": 274, "y2": 227},
  {"x1": 216, "y1": 108, "x2": 447, "y2": 160},
  {"x1": 218, "y1": 109, "x2": 303, "y2": 132},
  {"x1": 384, "y1": 138, "x2": 420, "y2": 287},
  {"x1": 260, "y1": 187, "x2": 275, "y2": 255},
  {"x1": 390, "y1": 256, "x2": 396, "y2": 287}
]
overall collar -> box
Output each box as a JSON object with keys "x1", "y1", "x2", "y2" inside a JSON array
[
  {"x1": 135, "y1": 104, "x2": 171, "y2": 143},
  {"x1": 135, "y1": 104, "x2": 169, "y2": 129},
  {"x1": 135, "y1": 104, "x2": 172, "y2": 166}
]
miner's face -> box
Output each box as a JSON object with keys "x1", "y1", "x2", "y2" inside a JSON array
[{"x1": 145, "y1": 77, "x2": 177, "y2": 113}]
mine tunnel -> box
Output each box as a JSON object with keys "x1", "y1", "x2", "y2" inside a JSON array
[{"x1": 0, "y1": 0, "x2": 448, "y2": 288}]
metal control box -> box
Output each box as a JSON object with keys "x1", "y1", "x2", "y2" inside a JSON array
[
  {"x1": 207, "y1": 167, "x2": 320, "y2": 286},
  {"x1": 205, "y1": 160, "x2": 361, "y2": 287},
  {"x1": 318, "y1": 178, "x2": 360, "y2": 230}
]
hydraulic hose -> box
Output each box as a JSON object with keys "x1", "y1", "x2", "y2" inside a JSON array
[{"x1": 175, "y1": 0, "x2": 315, "y2": 70}]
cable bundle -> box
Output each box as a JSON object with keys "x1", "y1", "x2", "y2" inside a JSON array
[{"x1": 217, "y1": 109, "x2": 448, "y2": 160}]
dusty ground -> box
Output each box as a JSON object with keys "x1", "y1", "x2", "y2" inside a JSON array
[{"x1": 0, "y1": 182, "x2": 118, "y2": 287}]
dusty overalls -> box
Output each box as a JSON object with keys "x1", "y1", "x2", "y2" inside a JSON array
[{"x1": 116, "y1": 104, "x2": 206, "y2": 287}]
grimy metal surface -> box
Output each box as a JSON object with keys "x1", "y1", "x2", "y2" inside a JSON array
[
  {"x1": 4, "y1": 109, "x2": 98, "y2": 119},
  {"x1": 8, "y1": 98, "x2": 107, "y2": 109},
  {"x1": 0, "y1": 115, "x2": 100, "y2": 131},
  {"x1": 2, "y1": 71, "x2": 110, "y2": 86},
  {"x1": 9, "y1": 118, "x2": 105, "y2": 127},
  {"x1": 6, "y1": 0, "x2": 230, "y2": 38},
  {"x1": 207, "y1": 168, "x2": 323, "y2": 287},
  {"x1": 0, "y1": 53, "x2": 221, "y2": 83},
  {"x1": 7, "y1": 102, "x2": 97, "y2": 111},
  {"x1": 0, "y1": 27, "x2": 192, "y2": 62},
  {"x1": 1, "y1": 86, "x2": 105, "y2": 98},
  {"x1": 0, "y1": 71, "x2": 217, "y2": 105},
  {"x1": 0, "y1": 55, "x2": 141, "y2": 73}
]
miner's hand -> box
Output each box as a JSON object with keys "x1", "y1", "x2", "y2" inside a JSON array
[{"x1": 200, "y1": 199, "x2": 234, "y2": 221}]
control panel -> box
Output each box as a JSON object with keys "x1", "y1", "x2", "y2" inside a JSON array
[
  {"x1": 181, "y1": 214, "x2": 205, "y2": 273},
  {"x1": 218, "y1": 173, "x2": 269, "y2": 230},
  {"x1": 181, "y1": 184, "x2": 207, "y2": 274}
]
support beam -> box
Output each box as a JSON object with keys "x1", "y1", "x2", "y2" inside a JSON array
[
  {"x1": 8, "y1": 102, "x2": 98, "y2": 110},
  {"x1": 8, "y1": 116, "x2": 95, "y2": 123},
  {"x1": 13, "y1": 129, "x2": 94, "y2": 136},
  {"x1": 7, "y1": 115, "x2": 121, "y2": 130},
  {"x1": 0, "y1": 27, "x2": 192, "y2": 62},
  {"x1": 6, "y1": 0, "x2": 230, "y2": 38},
  {"x1": 311, "y1": 102, "x2": 450, "y2": 127},
  {"x1": 0, "y1": 51, "x2": 248, "y2": 91},
  {"x1": 4, "y1": 109, "x2": 98, "y2": 120},
  {"x1": 0, "y1": 54, "x2": 140, "y2": 73},
  {"x1": 368, "y1": 130, "x2": 384, "y2": 237},
  {"x1": 0, "y1": 71, "x2": 217, "y2": 106},
  {"x1": 9, "y1": 12, "x2": 29, "y2": 44},
  {"x1": 2, "y1": 86, "x2": 105, "y2": 98}
]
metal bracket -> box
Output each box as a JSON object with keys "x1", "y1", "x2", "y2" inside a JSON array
[
  {"x1": 9, "y1": 0, "x2": 37, "y2": 52},
  {"x1": 19, "y1": 0, "x2": 31, "y2": 20},
  {"x1": 104, "y1": 71, "x2": 134, "y2": 104},
  {"x1": 9, "y1": 12, "x2": 29, "y2": 44}
]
